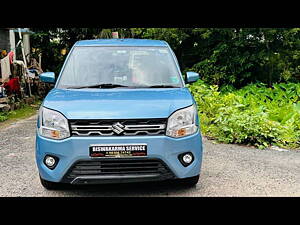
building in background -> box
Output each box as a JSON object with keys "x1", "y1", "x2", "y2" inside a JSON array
[
  {"x1": 1, "y1": 28, "x2": 35, "y2": 97},
  {"x1": 0, "y1": 28, "x2": 32, "y2": 62}
]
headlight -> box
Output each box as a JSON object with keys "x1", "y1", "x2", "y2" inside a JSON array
[
  {"x1": 166, "y1": 105, "x2": 198, "y2": 138},
  {"x1": 38, "y1": 107, "x2": 70, "y2": 140}
]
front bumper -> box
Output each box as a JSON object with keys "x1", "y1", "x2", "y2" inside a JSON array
[{"x1": 35, "y1": 132, "x2": 203, "y2": 184}]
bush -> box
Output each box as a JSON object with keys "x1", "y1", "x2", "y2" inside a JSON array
[
  {"x1": 189, "y1": 80, "x2": 300, "y2": 149},
  {"x1": 0, "y1": 114, "x2": 8, "y2": 122}
]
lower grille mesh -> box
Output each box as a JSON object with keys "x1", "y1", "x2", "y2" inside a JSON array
[{"x1": 63, "y1": 158, "x2": 174, "y2": 183}]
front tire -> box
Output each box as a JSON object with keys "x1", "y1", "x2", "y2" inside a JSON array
[
  {"x1": 39, "y1": 176, "x2": 63, "y2": 190},
  {"x1": 175, "y1": 175, "x2": 200, "y2": 187}
]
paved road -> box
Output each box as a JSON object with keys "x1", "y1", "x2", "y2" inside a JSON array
[{"x1": 0, "y1": 114, "x2": 299, "y2": 197}]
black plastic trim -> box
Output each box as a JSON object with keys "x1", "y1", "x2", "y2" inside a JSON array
[
  {"x1": 43, "y1": 155, "x2": 59, "y2": 170},
  {"x1": 60, "y1": 157, "x2": 175, "y2": 184},
  {"x1": 178, "y1": 152, "x2": 194, "y2": 167}
]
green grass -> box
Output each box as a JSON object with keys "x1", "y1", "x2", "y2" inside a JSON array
[{"x1": 0, "y1": 100, "x2": 41, "y2": 125}]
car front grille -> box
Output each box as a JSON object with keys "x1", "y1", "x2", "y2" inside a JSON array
[
  {"x1": 69, "y1": 119, "x2": 167, "y2": 137},
  {"x1": 62, "y1": 158, "x2": 175, "y2": 184}
]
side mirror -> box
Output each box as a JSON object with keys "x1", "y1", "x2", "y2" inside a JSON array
[
  {"x1": 186, "y1": 71, "x2": 199, "y2": 84},
  {"x1": 40, "y1": 72, "x2": 55, "y2": 84}
]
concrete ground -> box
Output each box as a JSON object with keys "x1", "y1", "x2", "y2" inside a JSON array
[{"x1": 0, "y1": 114, "x2": 299, "y2": 197}]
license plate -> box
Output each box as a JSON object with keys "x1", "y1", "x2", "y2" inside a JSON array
[{"x1": 89, "y1": 144, "x2": 147, "y2": 158}]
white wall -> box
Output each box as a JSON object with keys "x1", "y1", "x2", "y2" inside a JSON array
[{"x1": 9, "y1": 29, "x2": 16, "y2": 60}]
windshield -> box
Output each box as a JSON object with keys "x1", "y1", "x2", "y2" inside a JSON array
[{"x1": 56, "y1": 46, "x2": 183, "y2": 89}]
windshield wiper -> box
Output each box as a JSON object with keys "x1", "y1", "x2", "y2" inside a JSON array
[
  {"x1": 66, "y1": 84, "x2": 181, "y2": 89},
  {"x1": 147, "y1": 85, "x2": 181, "y2": 88},
  {"x1": 67, "y1": 83, "x2": 130, "y2": 89}
]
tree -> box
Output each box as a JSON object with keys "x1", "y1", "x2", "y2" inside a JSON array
[{"x1": 30, "y1": 28, "x2": 300, "y2": 87}]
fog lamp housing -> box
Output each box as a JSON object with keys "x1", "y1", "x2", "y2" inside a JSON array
[
  {"x1": 178, "y1": 152, "x2": 194, "y2": 167},
  {"x1": 44, "y1": 155, "x2": 59, "y2": 169}
]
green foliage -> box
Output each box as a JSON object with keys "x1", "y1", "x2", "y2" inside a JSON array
[
  {"x1": 30, "y1": 28, "x2": 135, "y2": 75},
  {"x1": 30, "y1": 28, "x2": 300, "y2": 87},
  {"x1": 0, "y1": 100, "x2": 41, "y2": 123},
  {"x1": 134, "y1": 28, "x2": 300, "y2": 87},
  {"x1": 189, "y1": 80, "x2": 300, "y2": 149},
  {"x1": 0, "y1": 114, "x2": 8, "y2": 122}
]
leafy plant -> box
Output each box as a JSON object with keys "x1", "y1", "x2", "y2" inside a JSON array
[{"x1": 189, "y1": 80, "x2": 300, "y2": 149}]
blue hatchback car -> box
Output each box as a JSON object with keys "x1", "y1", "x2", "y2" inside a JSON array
[{"x1": 36, "y1": 39, "x2": 203, "y2": 189}]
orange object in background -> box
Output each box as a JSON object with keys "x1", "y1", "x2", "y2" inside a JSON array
[{"x1": 1, "y1": 50, "x2": 7, "y2": 57}]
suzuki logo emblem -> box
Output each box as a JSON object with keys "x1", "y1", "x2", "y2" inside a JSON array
[{"x1": 112, "y1": 122, "x2": 125, "y2": 134}]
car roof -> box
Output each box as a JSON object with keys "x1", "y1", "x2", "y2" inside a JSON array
[{"x1": 74, "y1": 38, "x2": 169, "y2": 47}]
